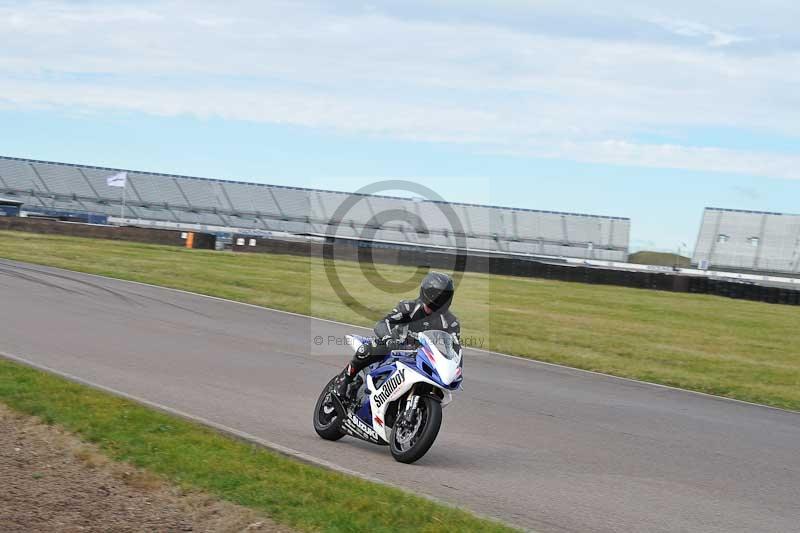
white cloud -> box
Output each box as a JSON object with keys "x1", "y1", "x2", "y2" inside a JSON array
[
  {"x1": 0, "y1": 0, "x2": 798, "y2": 180},
  {"x1": 527, "y1": 141, "x2": 800, "y2": 181},
  {"x1": 645, "y1": 16, "x2": 750, "y2": 47}
]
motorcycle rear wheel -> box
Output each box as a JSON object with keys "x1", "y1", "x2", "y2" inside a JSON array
[
  {"x1": 390, "y1": 396, "x2": 442, "y2": 464},
  {"x1": 313, "y1": 377, "x2": 346, "y2": 441}
]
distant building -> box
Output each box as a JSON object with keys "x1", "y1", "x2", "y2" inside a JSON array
[{"x1": 693, "y1": 207, "x2": 800, "y2": 274}]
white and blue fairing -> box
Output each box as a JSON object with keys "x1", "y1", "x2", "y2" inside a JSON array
[{"x1": 344, "y1": 332, "x2": 462, "y2": 443}]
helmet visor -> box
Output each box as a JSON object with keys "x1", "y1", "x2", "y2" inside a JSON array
[{"x1": 421, "y1": 287, "x2": 453, "y2": 311}]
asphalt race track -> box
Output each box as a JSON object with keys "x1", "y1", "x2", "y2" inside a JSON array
[{"x1": 1, "y1": 259, "x2": 799, "y2": 532}]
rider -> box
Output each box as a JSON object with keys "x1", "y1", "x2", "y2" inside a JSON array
[{"x1": 335, "y1": 271, "x2": 461, "y2": 400}]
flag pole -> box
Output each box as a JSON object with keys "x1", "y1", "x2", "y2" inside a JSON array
[{"x1": 107, "y1": 172, "x2": 127, "y2": 223}]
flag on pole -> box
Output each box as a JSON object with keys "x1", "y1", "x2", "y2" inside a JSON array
[{"x1": 106, "y1": 172, "x2": 127, "y2": 188}]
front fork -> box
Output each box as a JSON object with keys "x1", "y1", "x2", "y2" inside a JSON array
[
  {"x1": 401, "y1": 387, "x2": 421, "y2": 425},
  {"x1": 404, "y1": 393, "x2": 420, "y2": 413}
]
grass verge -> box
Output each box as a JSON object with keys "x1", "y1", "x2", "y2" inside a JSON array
[
  {"x1": 1, "y1": 230, "x2": 799, "y2": 411},
  {"x1": 0, "y1": 357, "x2": 514, "y2": 532}
]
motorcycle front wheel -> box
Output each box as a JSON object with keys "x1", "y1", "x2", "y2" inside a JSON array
[
  {"x1": 313, "y1": 377, "x2": 346, "y2": 441},
  {"x1": 390, "y1": 396, "x2": 442, "y2": 464}
]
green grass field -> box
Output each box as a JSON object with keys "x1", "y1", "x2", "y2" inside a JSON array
[
  {"x1": 1, "y1": 229, "x2": 799, "y2": 411},
  {"x1": 0, "y1": 358, "x2": 513, "y2": 532}
]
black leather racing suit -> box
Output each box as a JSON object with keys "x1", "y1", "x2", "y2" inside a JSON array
[{"x1": 346, "y1": 299, "x2": 461, "y2": 377}]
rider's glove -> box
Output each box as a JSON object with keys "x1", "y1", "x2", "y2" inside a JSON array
[
  {"x1": 389, "y1": 325, "x2": 409, "y2": 342},
  {"x1": 385, "y1": 338, "x2": 404, "y2": 350}
]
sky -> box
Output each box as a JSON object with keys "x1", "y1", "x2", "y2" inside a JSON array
[{"x1": 1, "y1": 1, "x2": 799, "y2": 252}]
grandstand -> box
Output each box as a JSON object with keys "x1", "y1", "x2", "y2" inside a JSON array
[
  {"x1": 693, "y1": 207, "x2": 800, "y2": 274},
  {"x1": 0, "y1": 156, "x2": 630, "y2": 261}
]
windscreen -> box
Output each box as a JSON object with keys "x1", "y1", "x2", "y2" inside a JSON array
[{"x1": 421, "y1": 330, "x2": 459, "y2": 360}]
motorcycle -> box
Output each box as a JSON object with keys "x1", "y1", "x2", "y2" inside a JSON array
[{"x1": 313, "y1": 329, "x2": 463, "y2": 464}]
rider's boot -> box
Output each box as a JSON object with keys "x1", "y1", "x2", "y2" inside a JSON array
[{"x1": 334, "y1": 364, "x2": 357, "y2": 401}]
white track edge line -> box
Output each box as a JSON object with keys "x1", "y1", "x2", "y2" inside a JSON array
[
  {"x1": 0, "y1": 349, "x2": 520, "y2": 531},
  {"x1": 2, "y1": 258, "x2": 798, "y2": 416}
]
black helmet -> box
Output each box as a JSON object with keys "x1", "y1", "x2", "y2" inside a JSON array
[{"x1": 419, "y1": 271, "x2": 455, "y2": 311}]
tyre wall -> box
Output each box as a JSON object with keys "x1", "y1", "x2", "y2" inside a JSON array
[
  {"x1": 0, "y1": 217, "x2": 216, "y2": 249},
  {"x1": 232, "y1": 235, "x2": 800, "y2": 306}
]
